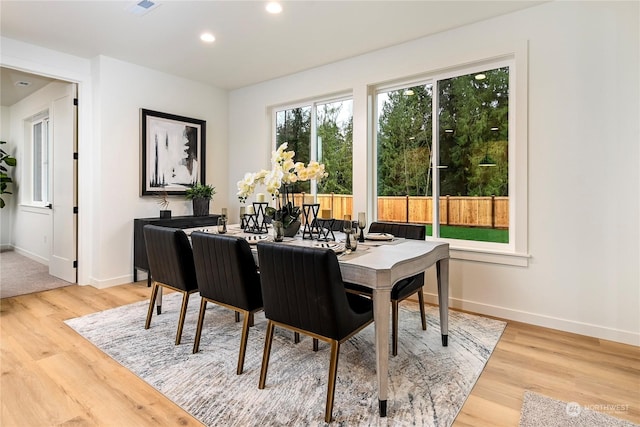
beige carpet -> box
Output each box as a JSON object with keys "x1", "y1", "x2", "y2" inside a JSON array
[
  {"x1": 519, "y1": 391, "x2": 638, "y2": 427},
  {"x1": 0, "y1": 250, "x2": 73, "y2": 299}
]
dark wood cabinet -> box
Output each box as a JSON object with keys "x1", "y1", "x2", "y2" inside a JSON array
[{"x1": 133, "y1": 214, "x2": 220, "y2": 283}]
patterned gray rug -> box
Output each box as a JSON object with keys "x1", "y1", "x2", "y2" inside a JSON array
[
  {"x1": 519, "y1": 391, "x2": 639, "y2": 427},
  {"x1": 65, "y1": 292, "x2": 506, "y2": 426}
]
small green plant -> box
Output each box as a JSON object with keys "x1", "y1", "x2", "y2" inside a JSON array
[
  {"x1": 185, "y1": 183, "x2": 216, "y2": 200},
  {"x1": 0, "y1": 141, "x2": 17, "y2": 209}
]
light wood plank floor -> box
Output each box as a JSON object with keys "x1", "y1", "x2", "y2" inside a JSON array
[{"x1": 1, "y1": 282, "x2": 638, "y2": 426}]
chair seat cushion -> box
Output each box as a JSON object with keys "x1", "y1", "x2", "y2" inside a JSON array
[
  {"x1": 344, "y1": 272, "x2": 424, "y2": 302},
  {"x1": 345, "y1": 292, "x2": 374, "y2": 315},
  {"x1": 390, "y1": 273, "x2": 424, "y2": 300}
]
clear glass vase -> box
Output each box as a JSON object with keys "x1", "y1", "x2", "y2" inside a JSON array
[{"x1": 272, "y1": 220, "x2": 284, "y2": 242}]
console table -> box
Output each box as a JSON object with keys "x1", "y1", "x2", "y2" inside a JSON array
[{"x1": 133, "y1": 214, "x2": 220, "y2": 285}]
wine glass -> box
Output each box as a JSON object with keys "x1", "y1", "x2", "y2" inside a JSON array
[
  {"x1": 357, "y1": 212, "x2": 366, "y2": 242},
  {"x1": 343, "y1": 215, "x2": 353, "y2": 253}
]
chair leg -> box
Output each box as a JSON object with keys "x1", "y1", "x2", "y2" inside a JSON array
[
  {"x1": 392, "y1": 299, "x2": 399, "y2": 356},
  {"x1": 259, "y1": 320, "x2": 275, "y2": 389},
  {"x1": 325, "y1": 340, "x2": 340, "y2": 423},
  {"x1": 235, "y1": 311, "x2": 240, "y2": 322},
  {"x1": 175, "y1": 291, "x2": 190, "y2": 345},
  {"x1": 145, "y1": 282, "x2": 160, "y2": 329},
  {"x1": 237, "y1": 310, "x2": 251, "y2": 375},
  {"x1": 192, "y1": 298, "x2": 208, "y2": 353},
  {"x1": 313, "y1": 338, "x2": 319, "y2": 352},
  {"x1": 294, "y1": 332, "x2": 300, "y2": 343},
  {"x1": 418, "y1": 288, "x2": 427, "y2": 331}
]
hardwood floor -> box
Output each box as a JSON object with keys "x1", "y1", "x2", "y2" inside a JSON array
[{"x1": 1, "y1": 282, "x2": 638, "y2": 426}]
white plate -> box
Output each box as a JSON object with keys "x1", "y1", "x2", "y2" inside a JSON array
[
  {"x1": 365, "y1": 232, "x2": 394, "y2": 241},
  {"x1": 245, "y1": 235, "x2": 269, "y2": 244},
  {"x1": 313, "y1": 242, "x2": 345, "y2": 254}
]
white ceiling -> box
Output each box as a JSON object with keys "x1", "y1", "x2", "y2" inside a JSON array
[{"x1": 1, "y1": 0, "x2": 544, "y2": 97}]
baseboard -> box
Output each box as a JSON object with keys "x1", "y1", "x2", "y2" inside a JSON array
[
  {"x1": 423, "y1": 292, "x2": 639, "y2": 347},
  {"x1": 11, "y1": 246, "x2": 49, "y2": 266},
  {"x1": 89, "y1": 274, "x2": 137, "y2": 289}
]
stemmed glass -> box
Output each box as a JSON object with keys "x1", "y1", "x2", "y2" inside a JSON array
[
  {"x1": 357, "y1": 212, "x2": 366, "y2": 242},
  {"x1": 343, "y1": 215, "x2": 353, "y2": 253}
]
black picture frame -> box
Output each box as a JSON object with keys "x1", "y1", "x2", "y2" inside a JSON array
[{"x1": 140, "y1": 109, "x2": 206, "y2": 196}]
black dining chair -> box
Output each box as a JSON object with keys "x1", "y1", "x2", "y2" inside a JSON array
[
  {"x1": 329, "y1": 219, "x2": 358, "y2": 231},
  {"x1": 143, "y1": 225, "x2": 199, "y2": 345},
  {"x1": 190, "y1": 232, "x2": 263, "y2": 375},
  {"x1": 257, "y1": 242, "x2": 373, "y2": 423},
  {"x1": 344, "y1": 221, "x2": 427, "y2": 356}
]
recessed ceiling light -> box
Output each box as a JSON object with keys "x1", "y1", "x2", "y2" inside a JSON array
[
  {"x1": 266, "y1": 2, "x2": 282, "y2": 14},
  {"x1": 200, "y1": 32, "x2": 215, "y2": 43},
  {"x1": 15, "y1": 81, "x2": 31, "y2": 87},
  {"x1": 475, "y1": 73, "x2": 486, "y2": 80}
]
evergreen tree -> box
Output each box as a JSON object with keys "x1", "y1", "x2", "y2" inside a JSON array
[{"x1": 377, "y1": 67, "x2": 509, "y2": 198}]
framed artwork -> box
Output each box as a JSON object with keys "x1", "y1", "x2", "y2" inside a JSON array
[{"x1": 140, "y1": 109, "x2": 206, "y2": 196}]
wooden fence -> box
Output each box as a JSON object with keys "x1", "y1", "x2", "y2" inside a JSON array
[{"x1": 293, "y1": 193, "x2": 509, "y2": 229}]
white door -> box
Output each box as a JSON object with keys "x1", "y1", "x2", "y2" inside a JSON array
[{"x1": 48, "y1": 84, "x2": 77, "y2": 283}]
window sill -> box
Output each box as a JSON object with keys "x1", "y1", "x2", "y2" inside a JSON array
[
  {"x1": 20, "y1": 204, "x2": 51, "y2": 215},
  {"x1": 449, "y1": 246, "x2": 530, "y2": 267}
]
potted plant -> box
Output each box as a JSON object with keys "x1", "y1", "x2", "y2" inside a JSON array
[
  {"x1": 155, "y1": 190, "x2": 171, "y2": 219},
  {"x1": 186, "y1": 183, "x2": 216, "y2": 216},
  {"x1": 236, "y1": 143, "x2": 328, "y2": 236},
  {"x1": 0, "y1": 141, "x2": 17, "y2": 209}
]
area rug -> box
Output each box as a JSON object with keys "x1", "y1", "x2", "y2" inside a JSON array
[
  {"x1": 65, "y1": 292, "x2": 506, "y2": 426},
  {"x1": 519, "y1": 391, "x2": 638, "y2": 427}
]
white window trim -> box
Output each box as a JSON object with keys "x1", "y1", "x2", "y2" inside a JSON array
[
  {"x1": 23, "y1": 109, "x2": 52, "y2": 208},
  {"x1": 372, "y1": 48, "x2": 529, "y2": 267},
  {"x1": 271, "y1": 93, "x2": 354, "y2": 197}
]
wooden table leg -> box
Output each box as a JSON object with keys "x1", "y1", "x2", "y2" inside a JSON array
[{"x1": 373, "y1": 288, "x2": 391, "y2": 416}]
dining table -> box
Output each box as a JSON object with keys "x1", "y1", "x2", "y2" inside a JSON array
[{"x1": 181, "y1": 223, "x2": 450, "y2": 417}]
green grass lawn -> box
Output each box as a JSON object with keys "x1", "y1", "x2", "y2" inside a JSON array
[{"x1": 424, "y1": 224, "x2": 509, "y2": 243}]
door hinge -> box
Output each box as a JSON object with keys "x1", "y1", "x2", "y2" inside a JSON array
[
  {"x1": 73, "y1": 206, "x2": 78, "y2": 214},
  {"x1": 73, "y1": 260, "x2": 78, "y2": 268},
  {"x1": 73, "y1": 98, "x2": 78, "y2": 106},
  {"x1": 73, "y1": 152, "x2": 78, "y2": 160}
]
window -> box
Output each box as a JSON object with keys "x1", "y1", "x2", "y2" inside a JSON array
[
  {"x1": 274, "y1": 97, "x2": 353, "y2": 217},
  {"x1": 30, "y1": 113, "x2": 50, "y2": 205},
  {"x1": 375, "y1": 60, "x2": 514, "y2": 250}
]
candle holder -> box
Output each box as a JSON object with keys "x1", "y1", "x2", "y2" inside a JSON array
[
  {"x1": 316, "y1": 218, "x2": 336, "y2": 241},
  {"x1": 302, "y1": 203, "x2": 320, "y2": 240},
  {"x1": 244, "y1": 213, "x2": 257, "y2": 231},
  {"x1": 245, "y1": 202, "x2": 269, "y2": 234}
]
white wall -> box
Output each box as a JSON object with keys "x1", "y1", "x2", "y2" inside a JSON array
[
  {"x1": 90, "y1": 56, "x2": 228, "y2": 286},
  {"x1": 228, "y1": 1, "x2": 639, "y2": 345}
]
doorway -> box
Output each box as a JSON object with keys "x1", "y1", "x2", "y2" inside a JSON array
[{"x1": 0, "y1": 67, "x2": 78, "y2": 290}]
